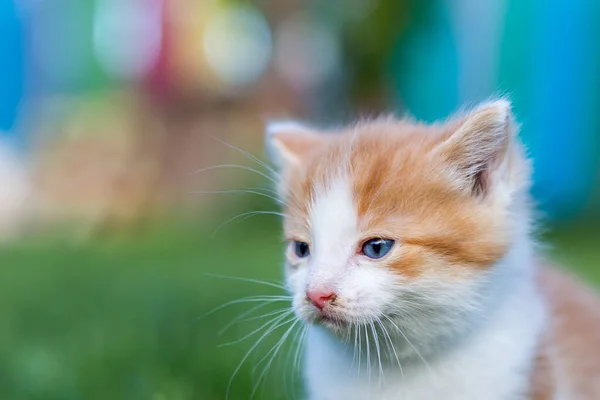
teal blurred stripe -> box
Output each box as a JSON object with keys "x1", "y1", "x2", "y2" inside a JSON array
[{"x1": 388, "y1": 0, "x2": 458, "y2": 122}]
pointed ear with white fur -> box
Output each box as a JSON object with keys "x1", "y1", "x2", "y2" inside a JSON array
[
  {"x1": 265, "y1": 121, "x2": 330, "y2": 170},
  {"x1": 435, "y1": 100, "x2": 516, "y2": 196}
]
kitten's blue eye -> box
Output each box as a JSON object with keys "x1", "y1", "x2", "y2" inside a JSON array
[
  {"x1": 361, "y1": 238, "x2": 394, "y2": 259},
  {"x1": 294, "y1": 241, "x2": 310, "y2": 258}
]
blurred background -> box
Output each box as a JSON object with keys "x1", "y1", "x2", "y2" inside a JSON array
[{"x1": 1, "y1": 0, "x2": 599, "y2": 398}]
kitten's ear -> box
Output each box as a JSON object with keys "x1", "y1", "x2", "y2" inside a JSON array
[
  {"x1": 265, "y1": 121, "x2": 329, "y2": 169},
  {"x1": 435, "y1": 100, "x2": 515, "y2": 195}
]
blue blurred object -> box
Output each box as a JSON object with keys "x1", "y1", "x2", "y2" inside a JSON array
[
  {"x1": 388, "y1": 0, "x2": 458, "y2": 122},
  {"x1": 0, "y1": 0, "x2": 25, "y2": 139},
  {"x1": 523, "y1": 0, "x2": 599, "y2": 220}
]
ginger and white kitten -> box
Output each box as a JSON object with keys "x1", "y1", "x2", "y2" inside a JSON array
[{"x1": 265, "y1": 100, "x2": 600, "y2": 400}]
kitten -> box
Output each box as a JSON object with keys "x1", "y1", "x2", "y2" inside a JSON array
[{"x1": 265, "y1": 100, "x2": 600, "y2": 399}]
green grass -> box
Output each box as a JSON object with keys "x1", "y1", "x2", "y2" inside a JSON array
[
  {"x1": 0, "y1": 220, "x2": 300, "y2": 400},
  {"x1": 0, "y1": 218, "x2": 598, "y2": 400}
]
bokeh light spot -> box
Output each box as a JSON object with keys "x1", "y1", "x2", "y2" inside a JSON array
[{"x1": 203, "y1": 4, "x2": 272, "y2": 88}]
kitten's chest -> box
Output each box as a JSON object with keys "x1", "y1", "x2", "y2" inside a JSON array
[
  {"x1": 305, "y1": 351, "x2": 528, "y2": 400},
  {"x1": 306, "y1": 374, "x2": 524, "y2": 400},
  {"x1": 303, "y1": 302, "x2": 544, "y2": 400}
]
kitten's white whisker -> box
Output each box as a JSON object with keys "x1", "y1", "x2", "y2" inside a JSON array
[
  {"x1": 223, "y1": 185, "x2": 299, "y2": 210},
  {"x1": 248, "y1": 186, "x2": 279, "y2": 196},
  {"x1": 219, "y1": 311, "x2": 293, "y2": 347},
  {"x1": 377, "y1": 318, "x2": 403, "y2": 377},
  {"x1": 240, "y1": 307, "x2": 293, "y2": 323},
  {"x1": 365, "y1": 325, "x2": 371, "y2": 388},
  {"x1": 250, "y1": 319, "x2": 301, "y2": 399},
  {"x1": 251, "y1": 318, "x2": 298, "y2": 375},
  {"x1": 192, "y1": 189, "x2": 284, "y2": 205},
  {"x1": 284, "y1": 325, "x2": 304, "y2": 399},
  {"x1": 191, "y1": 164, "x2": 279, "y2": 186},
  {"x1": 210, "y1": 136, "x2": 282, "y2": 181},
  {"x1": 218, "y1": 302, "x2": 271, "y2": 335},
  {"x1": 370, "y1": 321, "x2": 384, "y2": 386},
  {"x1": 212, "y1": 211, "x2": 285, "y2": 237},
  {"x1": 292, "y1": 326, "x2": 308, "y2": 398},
  {"x1": 213, "y1": 185, "x2": 278, "y2": 197},
  {"x1": 202, "y1": 296, "x2": 291, "y2": 320},
  {"x1": 357, "y1": 324, "x2": 362, "y2": 374},
  {"x1": 191, "y1": 159, "x2": 301, "y2": 214},
  {"x1": 225, "y1": 315, "x2": 295, "y2": 399},
  {"x1": 204, "y1": 273, "x2": 288, "y2": 291},
  {"x1": 342, "y1": 323, "x2": 352, "y2": 351},
  {"x1": 383, "y1": 315, "x2": 433, "y2": 376},
  {"x1": 352, "y1": 324, "x2": 359, "y2": 371}
]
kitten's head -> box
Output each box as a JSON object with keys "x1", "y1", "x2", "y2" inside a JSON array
[{"x1": 266, "y1": 101, "x2": 531, "y2": 347}]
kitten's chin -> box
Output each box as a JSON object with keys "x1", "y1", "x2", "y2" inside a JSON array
[
  {"x1": 296, "y1": 304, "x2": 365, "y2": 334},
  {"x1": 300, "y1": 311, "x2": 351, "y2": 334},
  {"x1": 321, "y1": 319, "x2": 353, "y2": 336}
]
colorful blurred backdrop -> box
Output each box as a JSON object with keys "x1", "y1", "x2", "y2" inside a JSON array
[{"x1": 1, "y1": 0, "x2": 600, "y2": 399}]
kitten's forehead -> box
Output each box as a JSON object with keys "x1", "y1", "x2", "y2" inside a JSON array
[
  {"x1": 284, "y1": 123, "x2": 446, "y2": 233},
  {"x1": 309, "y1": 175, "x2": 358, "y2": 257}
]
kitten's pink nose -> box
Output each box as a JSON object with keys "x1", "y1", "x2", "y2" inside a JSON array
[{"x1": 306, "y1": 290, "x2": 336, "y2": 310}]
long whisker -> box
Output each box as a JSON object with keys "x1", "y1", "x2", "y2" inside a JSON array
[
  {"x1": 342, "y1": 324, "x2": 352, "y2": 352},
  {"x1": 204, "y1": 273, "x2": 288, "y2": 291},
  {"x1": 284, "y1": 325, "x2": 304, "y2": 399},
  {"x1": 365, "y1": 325, "x2": 371, "y2": 388},
  {"x1": 357, "y1": 324, "x2": 362, "y2": 375},
  {"x1": 196, "y1": 141, "x2": 302, "y2": 207},
  {"x1": 377, "y1": 318, "x2": 403, "y2": 377},
  {"x1": 192, "y1": 189, "x2": 284, "y2": 205},
  {"x1": 250, "y1": 319, "x2": 301, "y2": 399},
  {"x1": 211, "y1": 136, "x2": 282, "y2": 181},
  {"x1": 226, "y1": 315, "x2": 296, "y2": 399},
  {"x1": 370, "y1": 321, "x2": 384, "y2": 386},
  {"x1": 383, "y1": 315, "x2": 433, "y2": 374},
  {"x1": 220, "y1": 310, "x2": 294, "y2": 347},
  {"x1": 191, "y1": 164, "x2": 279, "y2": 186},
  {"x1": 292, "y1": 326, "x2": 308, "y2": 399},
  {"x1": 239, "y1": 308, "x2": 293, "y2": 324},
  {"x1": 346, "y1": 324, "x2": 352, "y2": 347},
  {"x1": 192, "y1": 161, "x2": 301, "y2": 207},
  {"x1": 252, "y1": 321, "x2": 297, "y2": 373},
  {"x1": 212, "y1": 210, "x2": 285, "y2": 237},
  {"x1": 201, "y1": 295, "x2": 292, "y2": 320},
  {"x1": 353, "y1": 324, "x2": 359, "y2": 372},
  {"x1": 249, "y1": 186, "x2": 279, "y2": 196},
  {"x1": 218, "y1": 302, "x2": 271, "y2": 335}
]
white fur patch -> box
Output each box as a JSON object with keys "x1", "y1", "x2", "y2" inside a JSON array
[{"x1": 307, "y1": 176, "x2": 358, "y2": 292}]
